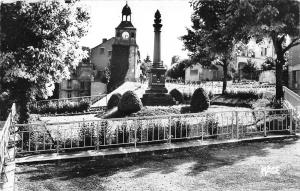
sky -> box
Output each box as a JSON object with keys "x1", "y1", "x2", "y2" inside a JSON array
[{"x1": 78, "y1": 0, "x2": 194, "y2": 67}]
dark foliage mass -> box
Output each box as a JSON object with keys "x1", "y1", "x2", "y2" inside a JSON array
[
  {"x1": 107, "y1": 93, "x2": 122, "y2": 110},
  {"x1": 169, "y1": 89, "x2": 184, "y2": 104},
  {"x1": 108, "y1": 45, "x2": 130, "y2": 92},
  {"x1": 190, "y1": 87, "x2": 210, "y2": 112},
  {"x1": 118, "y1": 90, "x2": 143, "y2": 115}
]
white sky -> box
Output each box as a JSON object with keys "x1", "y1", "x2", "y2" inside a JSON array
[{"x1": 79, "y1": 0, "x2": 193, "y2": 67}]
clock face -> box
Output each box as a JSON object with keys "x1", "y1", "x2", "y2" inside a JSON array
[{"x1": 122, "y1": 31, "x2": 129, "y2": 39}]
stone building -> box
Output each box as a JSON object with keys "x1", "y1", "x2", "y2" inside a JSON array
[
  {"x1": 185, "y1": 63, "x2": 222, "y2": 82},
  {"x1": 288, "y1": 44, "x2": 300, "y2": 95},
  {"x1": 59, "y1": 47, "x2": 93, "y2": 98},
  {"x1": 58, "y1": 2, "x2": 141, "y2": 98},
  {"x1": 235, "y1": 38, "x2": 276, "y2": 81}
]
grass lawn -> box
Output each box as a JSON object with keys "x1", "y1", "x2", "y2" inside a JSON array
[{"x1": 15, "y1": 137, "x2": 300, "y2": 191}]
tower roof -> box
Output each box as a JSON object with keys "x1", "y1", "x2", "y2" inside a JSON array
[
  {"x1": 122, "y1": 2, "x2": 131, "y2": 16},
  {"x1": 116, "y1": 21, "x2": 135, "y2": 29}
]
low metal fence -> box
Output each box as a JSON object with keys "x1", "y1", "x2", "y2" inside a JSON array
[
  {"x1": 0, "y1": 103, "x2": 16, "y2": 179},
  {"x1": 12, "y1": 108, "x2": 296, "y2": 155},
  {"x1": 283, "y1": 86, "x2": 300, "y2": 132},
  {"x1": 165, "y1": 80, "x2": 275, "y2": 95}
]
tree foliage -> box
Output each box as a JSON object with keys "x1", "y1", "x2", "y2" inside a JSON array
[
  {"x1": 262, "y1": 57, "x2": 276, "y2": 71},
  {"x1": 0, "y1": 0, "x2": 90, "y2": 122},
  {"x1": 166, "y1": 59, "x2": 192, "y2": 80},
  {"x1": 171, "y1": 55, "x2": 180, "y2": 65},
  {"x1": 226, "y1": 0, "x2": 300, "y2": 99},
  {"x1": 181, "y1": 0, "x2": 236, "y2": 94},
  {"x1": 140, "y1": 55, "x2": 152, "y2": 75}
]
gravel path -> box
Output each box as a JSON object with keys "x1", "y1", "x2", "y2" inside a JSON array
[{"x1": 16, "y1": 136, "x2": 300, "y2": 191}]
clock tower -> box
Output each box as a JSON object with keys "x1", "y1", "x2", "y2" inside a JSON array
[
  {"x1": 108, "y1": 2, "x2": 140, "y2": 92},
  {"x1": 114, "y1": 2, "x2": 137, "y2": 46}
]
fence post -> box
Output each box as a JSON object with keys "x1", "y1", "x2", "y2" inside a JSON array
[
  {"x1": 168, "y1": 116, "x2": 172, "y2": 144},
  {"x1": 231, "y1": 112, "x2": 234, "y2": 139},
  {"x1": 235, "y1": 111, "x2": 239, "y2": 139},
  {"x1": 56, "y1": 138, "x2": 59, "y2": 154},
  {"x1": 264, "y1": 110, "x2": 267, "y2": 137},
  {"x1": 289, "y1": 109, "x2": 293, "y2": 135},
  {"x1": 96, "y1": 121, "x2": 100, "y2": 151},
  {"x1": 134, "y1": 120, "x2": 137, "y2": 148},
  {"x1": 201, "y1": 122, "x2": 204, "y2": 142}
]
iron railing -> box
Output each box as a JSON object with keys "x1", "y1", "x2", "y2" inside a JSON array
[
  {"x1": 0, "y1": 103, "x2": 16, "y2": 179},
  {"x1": 165, "y1": 80, "x2": 275, "y2": 95},
  {"x1": 284, "y1": 86, "x2": 300, "y2": 111},
  {"x1": 12, "y1": 108, "x2": 296, "y2": 155}
]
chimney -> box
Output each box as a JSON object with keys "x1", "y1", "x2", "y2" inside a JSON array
[{"x1": 102, "y1": 38, "x2": 107, "y2": 43}]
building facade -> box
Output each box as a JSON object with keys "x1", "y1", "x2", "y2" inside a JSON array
[
  {"x1": 235, "y1": 38, "x2": 276, "y2": 81},
  {"x1": 59, "y1": 48, "x2": 93, "y2": 98},
  {"x1": 288, "y1": 44, "x2": 300, "y2": 95},
  {"x1": 185, "y1": 63, "x2": 223, "y2": 82},
  {"x1": 58, "y1": 3, "x2": 141, "y2": 98}
]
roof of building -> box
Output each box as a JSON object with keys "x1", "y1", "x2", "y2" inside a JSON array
[
  {"x1": 122, "y1": 3, "x2": 131, "y2": 16},
  {"x1": 91, "y1": 37, "x2": 115, "y2": 51},
  {"x1": 116, "y1": 21, "x2": 135, "y2": 29}
]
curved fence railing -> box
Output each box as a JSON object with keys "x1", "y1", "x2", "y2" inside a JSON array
[
  {"x1": 12, "y1": 108, "x2": 296, "y2": 155},
  {"x1": 0, "y1": 103, "x2": 16, "y2": 180}
]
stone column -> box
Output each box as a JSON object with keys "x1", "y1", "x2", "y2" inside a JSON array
[
  {"x1": 141, "y1": 10, "x2": 175, "y2": 106},
  {"x1": 153, "y1": 10, "x2": 162, "y2": 67}
]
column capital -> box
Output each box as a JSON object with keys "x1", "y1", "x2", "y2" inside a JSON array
[{"x1": 153, "y1": 10, "x2": 162, "y2": 32}]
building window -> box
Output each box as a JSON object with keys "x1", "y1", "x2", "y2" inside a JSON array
[
  {"x1": 67, "y1": 80, "x2": 72, "y2": 89},
  {"x1": 261, "y1": 47, "x2": 267, "y2": 56},
  {"x1": 190, "y1": 69, "x2": 198, "y2": 76},
  {"x1": 264, "y1": 48, "x2": 267, "y2": 56},
  {"x1": 108, "y1": 50, "x2": 112, "y2": 57},
  {"x1": 100, "y1": 47, "x2": 105, "y2": 54},
  {"x1": 67, "y1": 91, "x2": 72, "y2": 98},
  {"x1": 292, "y1": 71, "x2": 297, "y2": 85},
  {"x1": 131, "y1": 32, "x2": 135, "y2": 38}
]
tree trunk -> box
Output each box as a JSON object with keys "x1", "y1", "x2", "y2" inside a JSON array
[
  {"x1": 275, "y1": 55, "x2": 284, "y2": 100},
  {"x1": 222, "y1": 63, "x2": 228, "y2": 94},
  {"x1": 271, "y1": 33, "x2": 285, "y2": 101}
]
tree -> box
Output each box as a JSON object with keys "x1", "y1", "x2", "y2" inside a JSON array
[
  {"x1": 242, "y1": 59, "x2": 259, "y2": 80},
  {"x1": 262, "y1": 57, "x2": 276, "y2": 71},
  {"x1": 226, "y1": 0, "x2": 300, "y2": 100},
  {"x1": 166, "y1": 59, "x2": 191, "y2": 80},
  {"x1": 181, "y1": 0, "x2": 235, "y2": 94},
  {"x1": 0, "y1": 1, "x2": 90, "y2": 123},
  {"x1": 171, "y1": 55, "x2": 180, "y2": 65},
  {"x1": 140, "y1": 55, "x2": 152, "y2": 76}
]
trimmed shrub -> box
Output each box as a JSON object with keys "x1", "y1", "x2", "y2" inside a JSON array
[
  {"x1": 169, "y1": 89, "x2": 184, "y2": 104},
  {"x1": 29, "y1": 99, "x2": 91, "y2": 115},
  {"x1": 118, "y1": 90, "x2": 143, "y2": 115},
  {"x1": 223, "y1": 90, "x2": 263, "y2": 100},
  {"x1": 190, "y1": 87, "x2": 210, "y2": 113},
  {"x1": 107, "y1": 93, "x2": 122, "y2": 110}
]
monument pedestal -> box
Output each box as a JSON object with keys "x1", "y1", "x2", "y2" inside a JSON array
[
  {"x1": 142, "y1": 65, "x2": 175, "y2": 106},
  {"x1": 142, "y1": 93, "x2": 175, "y2": 106}
]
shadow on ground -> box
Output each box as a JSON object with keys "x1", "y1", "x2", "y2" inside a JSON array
[{"x1": 15, "y1": 136, "x2": 299, "y2": 185}]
